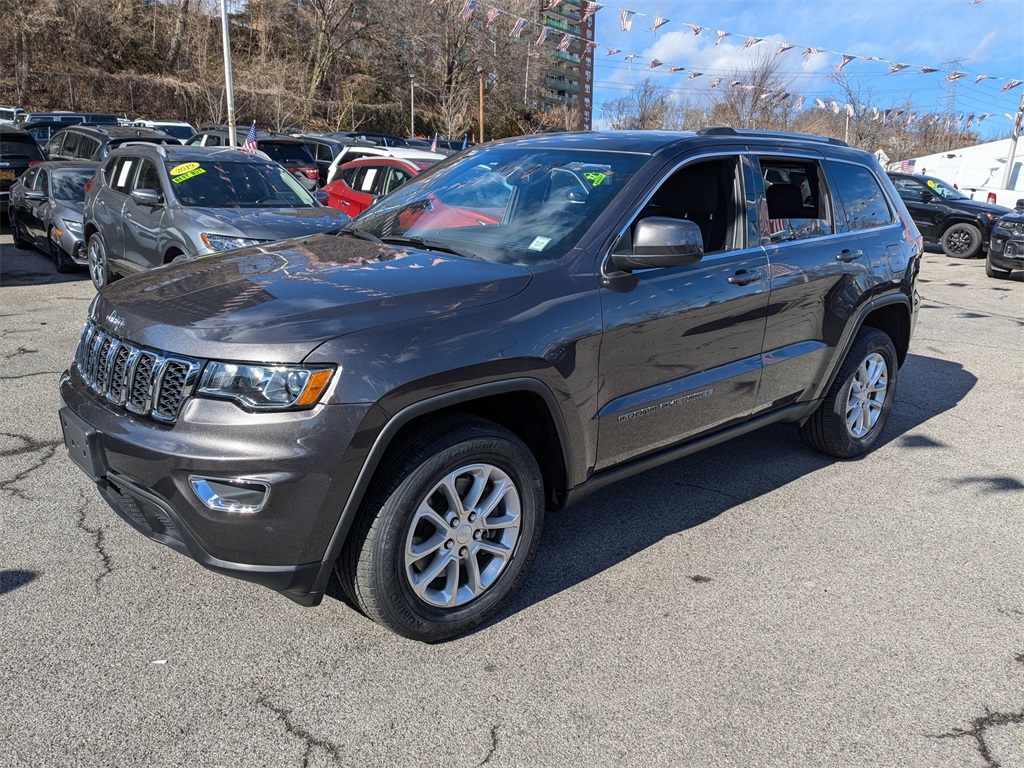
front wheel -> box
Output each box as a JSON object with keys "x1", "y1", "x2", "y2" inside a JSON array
[
  {"x1": 799, "y1": 328, "x2": 898, "y2": 459},
  {"x1": 49, "y1": 227, "x2": 75, "y2": 273},
  {"x1": 940, "y1": 222, "x2": 982, "y2": 258},
  {"x1": 985, "y1": 257, "x2": 1012, "y2": 279},
  {"x1": 339, "y1": 416, "x2": 545, "y2": 642}
]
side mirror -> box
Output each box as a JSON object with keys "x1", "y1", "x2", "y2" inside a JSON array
[
  {"x1": 130, "y1": 188, "x2": 162, "y2": 206},
  {"x1": 23, "y1": 189, "x2": 46, "y2": 201},
  {"x1": 612, "y1": 217, "x2": 705, "y2": 272},
  {"x1": 919, "y1": 190, "x2": 934, "y2": 203}
]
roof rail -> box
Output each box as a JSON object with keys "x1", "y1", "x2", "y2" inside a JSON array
[
  {"x1": 696, "y1": 125, "x2": 848, "y2": 147},
  {"x1": 118, "y1": 141, "x2": 168, "y2": 156}
]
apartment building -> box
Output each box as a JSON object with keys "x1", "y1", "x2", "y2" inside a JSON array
[{"x1": 538, "y1": 0, "x2": 595, "y2": 130}]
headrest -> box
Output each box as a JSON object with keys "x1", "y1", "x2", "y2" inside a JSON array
[{"x1": 766, "y1": 183, "x2": 804, "y2": 219}]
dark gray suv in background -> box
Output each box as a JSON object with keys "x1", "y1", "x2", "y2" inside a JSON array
[
  {"x1": 60, "y1": 129, "x2": 922, "y2": 641},
  {"x1": 82, "y1": 144, "x2": 350, "y2": 288}
]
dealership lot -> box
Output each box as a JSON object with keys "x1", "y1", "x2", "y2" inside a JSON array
[{"x1": 1, "y1": 230, "x2": 1021, "y2": 766}]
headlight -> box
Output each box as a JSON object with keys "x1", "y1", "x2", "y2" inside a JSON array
[
  {"x1": 200, "y1": 233, "x2": 269, "y2": 252},
  {"x1": 61, "y1": 218, "x2": 83, "y2": 234},
  {"x1": 198, "y1": 362, "x2": 335, "y2": 409}
]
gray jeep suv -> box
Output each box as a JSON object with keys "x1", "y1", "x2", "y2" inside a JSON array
[
  {"x1": 60, "y1": 129, "x2": 922, "y2": 641},
  {"x1": 82, "y1": 144, "x2": 350, "y2": 288}
]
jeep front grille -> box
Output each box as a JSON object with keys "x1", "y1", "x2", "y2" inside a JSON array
[{"x1": 75, "y1": 319, "x2": 203, "y2": 424}]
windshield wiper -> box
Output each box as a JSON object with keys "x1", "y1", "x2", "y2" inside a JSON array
[
  {"x1": 379, "y1": 235, "x2": 482, "y2": 260},
  {"x1": 333, "y1": 225, "x2": 382, "y2": 243}
]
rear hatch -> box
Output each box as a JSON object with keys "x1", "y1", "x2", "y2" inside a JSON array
[
  {"x1": 0, "y1": 131, "x2": 44, "y2": 205},
  {"x1": 259, "y1": 139, "x2": 319, "y2": 183}
]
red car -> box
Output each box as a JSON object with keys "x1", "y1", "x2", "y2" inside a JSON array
[{"x1": 323, "y1": 157, "x2": 435, "y2": 216}]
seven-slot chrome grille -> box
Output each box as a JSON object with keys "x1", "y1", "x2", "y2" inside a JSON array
[{"x1": 75, "y1": 319, "x2": 204, "y2": 424}]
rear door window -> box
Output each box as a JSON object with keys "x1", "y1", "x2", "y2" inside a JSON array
[
  {"x1": 1, "y1": 134, "x2": 43, "y2": 161},
  {"x1": 757, "y1": 157, "x2": 834, "y2": 242},
  {"x1": 111, "y1": 157, "x2": 138, "y2": 194}
]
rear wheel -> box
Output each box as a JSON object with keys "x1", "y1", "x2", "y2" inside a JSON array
[
  {"x1": 339, "y1": 416, "x2": 544, "y2": 642},
  {"x1": 49, "y1": 227, "x2": 75, "y2": 273},
  {"x1": 799, "y1": 328, "x2": 898, "y2": 459},
  {"x1": 940, "y1": 223, "x2": 982, "y2": 258},
  {"x1": 10, "y1": 211, "x2": 31, "y2": 249},
  {"x1": 985, "y1": 257, "x2": 1012, "y2": 279}
]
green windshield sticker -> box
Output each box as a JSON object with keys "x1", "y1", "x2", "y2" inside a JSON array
[
  {"x1": 583, "y1": 171, "x2": 607, "y2": 187},
  {"x1": 172, "y1": 167, "x2": 206, "y2": 184}
]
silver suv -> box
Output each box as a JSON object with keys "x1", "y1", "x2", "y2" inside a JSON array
[{"x1": 83, "y1": 144, "x2": 351, "y2": 289}]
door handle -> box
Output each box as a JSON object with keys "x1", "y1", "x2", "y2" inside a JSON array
[
  {"x1": 728, "y1": 269, "x2": 764, "y2": 286},
  {"x1": 124, "y1": 211, "x2": 132, "y2": 219},
  {"x1": 341, "y1": 200, "x2": 350, "y2": 206},
  {"x1": 836, "y1": 249, "x2": 863, "y2": 262}
]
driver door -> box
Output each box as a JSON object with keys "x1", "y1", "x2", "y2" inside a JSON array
[{"x1": 595, "y1": 152, "x2": 770, "y2": 470}]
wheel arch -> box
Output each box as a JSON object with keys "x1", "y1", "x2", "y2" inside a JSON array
[
  {"x1": 859, "y1": 299, "x2": 911, "y2": 367},
  {"x1": 295, "y1": 378, "x2": 575, "y2": 606}
]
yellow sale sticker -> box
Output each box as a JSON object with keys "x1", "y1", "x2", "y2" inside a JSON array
[
  {"x1": 172, "y1": 167, "x2": 206, "y2": 184},
  {"x1": 169, "y1": 162, "x2": 200, "y2": 176}
]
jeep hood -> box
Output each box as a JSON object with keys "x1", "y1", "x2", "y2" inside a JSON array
[
  {"x1": 93, "y1": 233, "x2": 533, "y2": 362},
  {"x1": 183, "y1": 206, "x2": 350, "y2": 240}
]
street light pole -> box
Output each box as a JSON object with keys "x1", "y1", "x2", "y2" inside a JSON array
[
  {"x1": 409, "y1": 73, "x2": 416, "y2": 139},
  {"x1": 219, "y1": 0, "x2": 237, "y2": 147}
]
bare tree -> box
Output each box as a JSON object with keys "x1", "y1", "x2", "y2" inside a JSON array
[{"x1": 601, "y1": 77, "x2": 669, "y2": 129}]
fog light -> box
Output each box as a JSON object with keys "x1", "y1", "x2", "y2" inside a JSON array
[{"x1": 189, "y1": 476, "x2": 270, "y2": 514}]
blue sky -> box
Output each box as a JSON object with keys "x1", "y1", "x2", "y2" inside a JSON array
[{"x1": 587, "y1": 0, "x2": 1024, "y2": 139}]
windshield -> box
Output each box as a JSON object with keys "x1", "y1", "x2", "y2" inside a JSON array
[
  {"x1": 924, "y1": 176, "x2": 967, "y2": 200},
  {"x1": 259, "y1": 141, "x2": 315, "y2": 165},
  {"x1": 51, "y1": 168, "x2": 95, "y2": 202},
  {"x1": 165, "y1": 160, "x2": 317, "y2": 208},
  {"x1": 350, "y1": 146, "x2": 647, "y2": 265}
]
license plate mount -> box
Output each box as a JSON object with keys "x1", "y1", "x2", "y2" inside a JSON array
[{"x1": 60, "y1": 407, "x2": 107, "y2": 481}]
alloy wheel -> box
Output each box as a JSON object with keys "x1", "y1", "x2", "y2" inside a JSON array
[{"x1": 845, "y1": 352, "x2": 888, "y2": 438}]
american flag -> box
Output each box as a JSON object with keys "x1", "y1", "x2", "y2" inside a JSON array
[
  {"x1": 430, "y1": 133, "x2": 437, "y2": 153},
  {"x1": 510, "y1": 17, "x2": 527, "y2": 38},
  {"x1": 459, "y1": 0, "x2": 476, "y2": 22},
  {"x1": 619, "y1": 9, "x2": 634, "y2": 32},
  {"x1": 899, "y1": 159, "x2": 916, "y2": 172},
  {"x1": 557, "y1": 34, "x2": 574, "y2": 52},
  {"x1": 241, "y1": 121, "x2": 258, "y2": 153}
]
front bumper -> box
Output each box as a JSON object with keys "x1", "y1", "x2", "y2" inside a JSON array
[
  {"x1": 989, "y1": 234, "x2": 1024, "y2": 270},
  {"x1": 55, "y1": 227, "x2": 88, "y2": 264},
  {"x1": 59, "y1": 367, "x2": 374, "y2": 602}
]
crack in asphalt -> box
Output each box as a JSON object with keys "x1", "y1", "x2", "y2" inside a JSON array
[
  {"x1": 73, "y1": 490, "x2": 113, "y2": 588},
  {"x1": 3, "y1": 346, "x2": 38, "y2": 358},
  {"x1": 257, "y1": 698, "x2": 343, "y2": 767},
  {"x1": 0, "y1": 433, "x2": 62, "y2": 500},
  {"x1": 479, "y1": 725, "x2": 499, "y2": 766},
  {"x1": 932, "y1": 707, "x2": 1024, "y2": 768},
  {"x1": 0, "y1": 370, "x2": 63, "y2": 381}
]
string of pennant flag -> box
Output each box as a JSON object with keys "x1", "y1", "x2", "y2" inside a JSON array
[{"x1": 456, "y1": 0, "x2": 1023, "y2": 125}]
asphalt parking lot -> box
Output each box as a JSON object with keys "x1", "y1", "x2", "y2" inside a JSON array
[{"x1": 1, "y1": 227, "x2": 1022, "y2": 767}]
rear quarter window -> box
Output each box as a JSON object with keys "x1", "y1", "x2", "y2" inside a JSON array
[{"x1": 828, "y1": 162, "x2": 895, "y2": 232}]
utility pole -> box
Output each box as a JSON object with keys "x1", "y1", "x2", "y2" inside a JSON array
[
  {"x1": 941, "y1": 56, "x2": 968, "y2": 151},
  {"x1": 478, "y1": 67, "x2": 485, "y2": 144},
  {"x1": 1002, "y1": 88, "x2": 1024, "y2": 190},
  {"x1": 524, "y1": 42, "x2": 530, "y2": 106},
  {"x1": 219, "y1": 0, "x2": 238, "y2": 147},
  {"x1": 409, "y1": 73, "x2": 416, "y2": 138}
]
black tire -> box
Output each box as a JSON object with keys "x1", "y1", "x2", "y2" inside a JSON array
[
  {"x1": 940, "y1": 222, "x2": 982, "y2": 258},
  {"x1": 49, "y1": 227, "x2": 75, "y2": 273},
  {"x1": 87, "y1": 232, "x2": 115, "y2": 289},
  {"x1": 339, "y1": 415, "x2": 544, "y2": 642},
  {"x1": 10, "y1": 212, "x2": 31, "y2": 249},
  {"x1": 985, "y1": 257, "x2": 1012, "y2": 279},
  {"x1": 799, "y1": 328, "x2": 898, "y2": 459}
]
